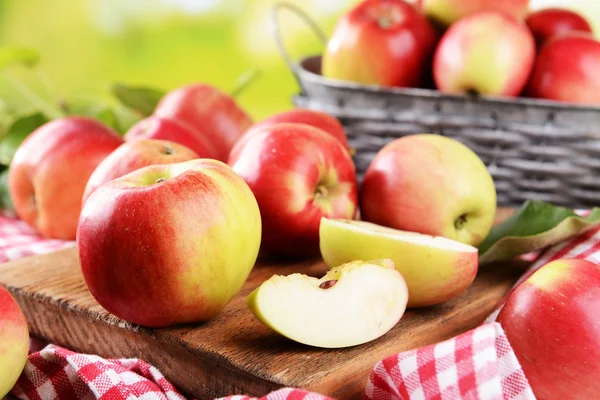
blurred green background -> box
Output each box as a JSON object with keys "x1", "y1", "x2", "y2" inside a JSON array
[{"x1": 0, "y1": 0, "x2": 599, "y2": 123}]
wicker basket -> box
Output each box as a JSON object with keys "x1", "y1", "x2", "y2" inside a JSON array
[{"x1": 272, "y1": 3, "x2": 600, "y2": 208}]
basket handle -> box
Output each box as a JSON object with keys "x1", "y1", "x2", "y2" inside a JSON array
[{"x1": 270, "y1": 2, "x2": 328, "y2": 81}]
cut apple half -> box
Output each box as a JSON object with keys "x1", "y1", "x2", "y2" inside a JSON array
[
  {"x1": 247, "y1": 259, "x2": 408, "y2": 349},
  {"x1": 319, "y1": 218, "x2": 479, "y2": 308}
]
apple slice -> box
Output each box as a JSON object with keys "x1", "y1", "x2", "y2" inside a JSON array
[
  {"x1": 247, "y1": 259, "x2": 408, "y2": 349},
  {"x1": 319, "y1": 218, "x2": 478, "y2": 308}
]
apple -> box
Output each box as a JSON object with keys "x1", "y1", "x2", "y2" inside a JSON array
[
  {"x1": 423, "y1": 0, "x2": 530, "y2": 27},
  {"x1": 228, "y1": 123, "x2": 358, "y2": 257},
  {"x1": 243, "y1": 108, "x2": 350, "y2": 151},
  {"x1": 77, "y1": 159, "x2": 262, "y2": 328},
  {"x1": 526, "y1": 8, "x2": 593, "y2": 47},
  {"x1": 320, "y1": 218, "x2": 478, "y2": 307},
  {"x1": 125, "y1": 116, "x2": 220, "y2": 159},
  {"x1": 360, "y1": 134, "x2": 496, "y2": 247},
  {"x1": 9, "y1": 117, "x2": 123, "y2": 240},
  {"x1": 154, "y1": 84, "x2": 253, "y2": 162},
  {"x1": 0, "y1": 285, "x2": 29, "y2": 398},
  {"x1": 497, "y1": 258, "x2": 600, "y2": 400},
  {"x1": 433, "y1": 12, "x2": 535, "y2": 97},
  {"x1": 321, "y1": 0, "x2": 438, "y2": 88},
  {"x1": 247, "y1": 259, "x2": 408, "y2": 348},
  {"x1": 82, "y1": 139, "x2": 199, "y2": 204},
  {"x1": 527, "y1": 33, "x2": 600, "y2": 105}
]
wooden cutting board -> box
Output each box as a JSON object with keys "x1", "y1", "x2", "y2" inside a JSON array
[{"x1": 0, "y1": 230, "x2": 527, "y2": 400}]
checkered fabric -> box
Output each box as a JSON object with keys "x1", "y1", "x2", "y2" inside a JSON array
[
  {"x1": 0, "y1": 212, "x2": 73, "y2": 263},
  {"x1": 3, "y1": 213, "x2": 600, "y2": 400}
]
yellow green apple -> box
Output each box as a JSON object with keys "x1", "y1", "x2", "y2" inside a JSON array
[
  {"x1": 423, "y1": 0, "x2": 530, "y2": 27},
  {"x1": 360, "y1": 134, "x2": 496, "y2": 247},
  {"x1": 0, "y1": 285, "x2": 29, "y2": 398},
  {"x1": 77, "y1": 159, "x2": 262, "y2": 327},
  {"x1": 247, "y1": 259, "x2": 408, "y2": 348},
  {"x1": 319, "y1": 218, "x2": 478, "y2": 307}
]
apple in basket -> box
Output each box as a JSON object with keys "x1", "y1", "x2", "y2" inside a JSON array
[
  {"x1": 247, "y1": 259, "x2": 409, "y2": 348},
  {"x1": 243, "y1": 108, "x2": 350, "y2": 151},
  {"x1": 9, "y1": 117, "x2": 123, "y2": 240},
  {"x1": 322, "y1": 0, "x2": 438, "y2": 88},
  {"x1": 0, "y1": 285, "x2": 30, "y2": 398},
  {"x1": 360, "y1": 134, "x2": 497, "y2": 247},
  {"x1": 433, "y1": 12, "x2": 535, "y2": 97},
  {"x1": 525, "y1": 8, "x2": 593, "y2": 47},
  {"x1": 497, "y1": 259, "x2": 600, "y2": 400},
  {"x1": 125, "y1": 116, "x2": 220, "y2": 160},
  {"x1": 422, "y1": 0, "x2": 530, "y2": 27},
  {"x1": 319, "y1": 218, "x2": 478, "y2": 307},
  {"x1": 228, "y1": 123, "x2": 358, "y2": 257},
  {"x1": 153, "y1": 83, "x2": 253, "y2": 162},
  {"x1": 527, "y1": 33, "x2": 600, "y2": 105},
  {"x1": 77, "y1": 159, "x2": 262, "y2": 328},
  {"x1": 82, "y1": 139, "x2": 199, "y2": 204}
]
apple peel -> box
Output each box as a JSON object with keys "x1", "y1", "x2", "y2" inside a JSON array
[{"x1": 247, "y1": 259, "x2": 408, "y2": 349}]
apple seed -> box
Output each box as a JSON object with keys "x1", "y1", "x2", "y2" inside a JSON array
[{"x1": 319, "y1": 280, "x2": 337, "y2": 289}]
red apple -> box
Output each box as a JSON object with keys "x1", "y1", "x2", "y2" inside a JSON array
[
  {"x1": 527, "y1": 33, "x2": 600, "y2": 105},
  {"x1": 433, "y1": 12, "x2": 535, "y2": 97},
  {"x1": 423, "y1": 0, "x2": 530, "y2": 27},
  {"x1": 228, "y1": 123, "x2": 358, "y2": 256},
  {"x1": 497, "y1": 258, "x2": 600, "y2": 400},
  {"x1": 125, "y1": 116, "x2": 219, "y2": 159},
  {"x1": 9, "y1": 117, "x2": 123, "y2": 240},
  {"x1": 526, "y1": 8, "x2": 593, "y2": 47},
  {"x1": 244, "y1": 109, "x2": 350, "y2": 151},
  {"x1": 0, "y1": 285, "x2": 29, "y2": 398},
  {"x1": 360, "y1": 134, "x2": 496, "y2": 247},
  {"x1": 154, "y1": 84, "x2": 253, "y2": 162},
  {"x1": 82, "y1": 139, "x2": 199, "y2": 204},
  {"x1": 321, "y1": 0, "x2": 438, "y2": 88},
  {"x1": 77, "y1": 159, "x2": 262, "y2": 328}
]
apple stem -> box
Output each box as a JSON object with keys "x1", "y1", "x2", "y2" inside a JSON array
[
  {"x1": 3, "y1": 71, "x2": 64, "y2": 120},
  {"x1": 454, "y1": 214, "x2": 468, "y2": 230},
  {"x1": 229, "y1": 69, "x2": 261, "y2": 98}
]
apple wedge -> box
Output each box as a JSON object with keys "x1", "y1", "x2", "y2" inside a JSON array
[
  {"x1": 247, "y1": 259, "x2": 408, "y2": 349},
  {"x1": 320, "y1": 218, "x2": 478, "y2": 308}
]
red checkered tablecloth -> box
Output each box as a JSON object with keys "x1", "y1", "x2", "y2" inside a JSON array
[{"x1": 2, "y1": 212, "x2": 600, "y2": 400}]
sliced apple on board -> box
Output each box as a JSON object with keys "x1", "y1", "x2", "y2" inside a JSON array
[
  {"x1": 319, "y1": 218, "x2": 479, "y2": 308},
  {"x1": 247, "y1": 259, "x2": 408, "y2": 349}
]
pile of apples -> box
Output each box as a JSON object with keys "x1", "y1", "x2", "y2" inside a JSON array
[{"x1": 322, "y1": 0, "x2": 600, "y2": 105}]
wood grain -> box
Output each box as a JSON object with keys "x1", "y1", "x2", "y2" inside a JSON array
[{"x1": 0, "y1": 241, "x2": 527, "y2": 400}]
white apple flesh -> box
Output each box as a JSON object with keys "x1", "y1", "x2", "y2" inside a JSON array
[
  {"x1": 320, "y1": 218, "x2": 479, "y2": 307},
  {"x1": 247, "y1": 259, "x2": 408, "y2": 348}
]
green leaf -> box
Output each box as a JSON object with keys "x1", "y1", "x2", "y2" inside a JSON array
[
  {"x1": 0, "y1": 46, "x2": 40, "y2": 70},
  {"x1": 0, "y1": 112, "x2": 48, "y2": 165},
  {"x1": 0, "y1": 167, "x2": 13, "y2": 212},
  {"x1": 479, "y1": 201, "x2": 600, "y2": 265},
  {"x1": 111, "y1": 83, "x2": 165, "y2": 117}
]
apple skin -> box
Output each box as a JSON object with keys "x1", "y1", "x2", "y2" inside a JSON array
[
  {"x1": 319, "y1": 218, "x2": 478, "y2": 307},
  {"x1": 247, "y1": 259, "x2": 409, "y2": 348},
  {"x1": 125, "y1": 116, "x2": 220, "y2": 159},
  {"x1": 433, "y1": 12, "x2": 535, "y2": 97},
  {"x1": 423, "y1": 0, "x2": 530, "y2": 27},
  {"x1": 497, "y1": 259, "x2": 600, "y2": 400},
  {"x1": 244, "y1": 108, "x2": 350, "y2": 151},
  {"x1": 154, "y1": 84, "x2": 253, "y2": 162},
  {"x1": 0, "y1": 285, "x2": 30, "y2": 398},
  {"x1": 527, "y1": 33, "x2": 600, "y2": 105},
  {"x1": 360, "y1": 134, "x2": 496, "y2": 247},
  {"x1": 228, "y1": 123, "x2": 358, "y2": 257},
  {"x1": 9, "y1": 117, "x2": 123, "y2": 240},
  {"x1": 77, "y1": 159, "x2": 262, "y2": 328},
  {"x1": 526, "y1": 8, "x2": 593, "y2": 47},
  {"x1": 82, "y1": 139, "x2": 199, "y2": 205},
  {"x1": 322, "y1": 0, "x2": 438, "y2": 88}
]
